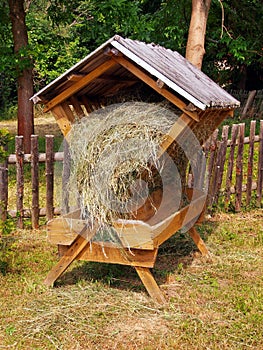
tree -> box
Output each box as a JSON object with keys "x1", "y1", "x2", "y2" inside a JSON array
[
  {"x1": 186, "y1": 0, "x2": 211, "y2": 69},
  {"x1": 8, "y1": 0, "x2": 34, "y2": 153}
]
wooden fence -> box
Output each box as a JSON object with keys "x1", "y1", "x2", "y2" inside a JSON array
[{"x1": 0, "y1": 120, "x2": 262, "y2": 229}]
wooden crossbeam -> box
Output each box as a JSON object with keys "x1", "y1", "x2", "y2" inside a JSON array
[
  {"x1": 112, "y1": 56, "x2": 199, "y2": 122},
  {"x1": 44, "y1": 59, "x2": 116, "y2": 112}
]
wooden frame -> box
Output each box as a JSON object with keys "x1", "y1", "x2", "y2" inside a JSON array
[{"x1": 40, "y1": 42, "x2": 236, "y2": 303}]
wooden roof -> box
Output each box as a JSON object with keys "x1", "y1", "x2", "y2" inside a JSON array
[{"x1": 31, "y1": 35, "x2": 240, "y2": 111}]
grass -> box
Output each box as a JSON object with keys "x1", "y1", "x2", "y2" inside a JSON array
[{"x1": 0, "y1": 209, "x2": 262, "y2": 349}]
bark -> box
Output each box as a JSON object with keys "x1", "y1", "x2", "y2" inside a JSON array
[
  {"x1": 8, "y1": 0, "x2": 34, "y2": 153},
  {"x1": 186, "y1": 0, "x2": 211, "y2": 69}
]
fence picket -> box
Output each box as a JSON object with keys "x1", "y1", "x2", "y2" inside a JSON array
[
  {"x1": 15, "y1": 136, "x2": 24, "y2": 228},
  {"x1": 0, "y1": 145, "x2": 8, "y2": 222},
  {"x1": 246, "y1": 121, "x2": 256, "y2": 205},
  {"x1": 225, "y1": 124, "x2": 239, "y2": 208},
  {"x1": 235, "y1": 124, "x2": 245, "y2": 212},
  {"x1": 31, "y1": 135, "x2": 39, "y2": 229}
]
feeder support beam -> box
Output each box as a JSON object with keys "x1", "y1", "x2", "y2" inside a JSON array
[{"x1": 44, "y1": 59, "x2": 116, "y2": 112}]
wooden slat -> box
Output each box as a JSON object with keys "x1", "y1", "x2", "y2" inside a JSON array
[
  {"x1": 257, "y1": 120, "x2": 263, "y2": 206},
  {"x1": 152, "y1": 194, "x2": 206, "y2": 247},
  {"x1": 0, "y1": 145, "x2": 8, "y2": 222},
  {"x1": 214, "y1": 125, "x2": 229, "y2": 204},
  {"x1": 15, "y1": 136, "x2": 24, "y2": 228},
  {"x1": 31, "y1": 135, "x2": 39, "y2": 229},
  {"x1": 44, "y1": 59, "x2": 116, "y2": 112},
  {"x1": 112, "y1": 56, "x2": 200, "y2": 122},
  {"x1": 77, "y1": 242, "x2": 158, "y2": 268},
  {"x1": 235, "y1": 123, "x2": 245, "y2": 212},
  {"x1": 51, "y1": 104, "x2": 73, "y2": 136},
  {"x1": 225, "y1": 124, "x2": 239, "y2": 208},
  {"x1": 207, "y1": 129, "x2": 219, "y2": 207},
  {"x1": 246, "y1": 120, "x2": 256, "y2": 205},
  {"x1": 69, "y1": 96, "x2": 85, "y2": 117},
  {"x1": 44, "y1": 224, "x2": 98, "y2": 286},
  {"x1": 135, "y1": 267, "x2": 166, "y2": 303}
]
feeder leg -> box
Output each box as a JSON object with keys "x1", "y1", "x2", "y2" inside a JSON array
[
  {"x1": 135, "y1": 267, "x2": 166, "y2": 304},
  {"x1": 188, "y1": 226, "x2": 209, "y2": 256},
  {"x1": 44, "y1": 234, "x2": 89, "y2": 287}
]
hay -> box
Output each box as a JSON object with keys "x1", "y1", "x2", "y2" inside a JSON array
[{"x1": 67, "y1": 102, "x2": 181, "y2": 231}]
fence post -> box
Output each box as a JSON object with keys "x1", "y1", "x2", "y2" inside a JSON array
[
  {"x1": 225, "y1": 124, "x2": 238, "y2": 209},
  {"x1": 46, "y1": 135, "x2": 54, "y2": 221},
  {"x1": 0, "y1": 145, "x2": 8, "y2": 222},
  {"x1": 214, "y1": 125, "x2": 229, "y2": 204},
  {"x1": 31, "y1": 135, "x2": 39, "y2": 229},
  {"x1": 16, "y1": 136, "x2": 24, "y2": 228},
  {"x1": 257, "y1": 120, "x2": 263, "y2": 206},
  {"x1": 235, "y1": 124, "x2": 245, "y2": 212},
  {"x1": 207, "y1": 129, "x2": 219, "y2": 207},
  {"x1": 246, "y1": 121, "x2": 256, "y2": 206}
]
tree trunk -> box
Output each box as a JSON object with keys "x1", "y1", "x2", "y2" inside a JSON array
[
  {"x1": 8, "y1": 0, "x2": 34, "y2": 153},
  {"x1": 186, "y1": 0, "x2": 211, "y2": 70}
]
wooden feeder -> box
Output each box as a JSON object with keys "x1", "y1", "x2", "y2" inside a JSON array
[{"x1": 31, "y1": 35, "x2": 239, "y2": 303}]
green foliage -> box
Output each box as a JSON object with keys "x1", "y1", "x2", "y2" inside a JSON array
[{"x1": 0, "y1": 129, "x2": 13, "y2": 162}]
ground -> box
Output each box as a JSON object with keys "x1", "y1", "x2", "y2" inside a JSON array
[{"x1": 0, "y1": 210, "x2": 262, "y2": 349}]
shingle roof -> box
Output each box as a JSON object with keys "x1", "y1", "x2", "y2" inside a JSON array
[{"x1": 31, "y1": 35, "x2": 240, "y2": 110}]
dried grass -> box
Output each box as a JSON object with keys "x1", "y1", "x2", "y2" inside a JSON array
[{"x1": 67, "y1": 102, "x2": 179, "y2": 232}]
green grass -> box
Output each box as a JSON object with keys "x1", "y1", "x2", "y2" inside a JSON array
[{"x1": 0, "y1": 210, "x2": 262, "y2": 349}]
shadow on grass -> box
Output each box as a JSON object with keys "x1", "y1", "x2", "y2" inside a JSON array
[{"x1": 54, "y1": 220, "x2": 218, "y2": 294}]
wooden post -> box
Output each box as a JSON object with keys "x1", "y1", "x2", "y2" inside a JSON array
[
  {"x1": 257, "y1": 120, "x2": 263, "y2": 206},
  {"x1": 235, "y1": 124, "x2": 245, "y2": 212},
  {"x1": 0, "y1": 145, "x2": 8, "y2": 222},
  {"x1": 214, "y1": 125, "x2": 229, "y2": 204},
  {"x1": 225, "y1": 124, "x2": 238, "y2": 208},
  {"x1": 46, "y1": 135, "x2": 54, "y2": 221},
  {"x1": 15, "y1": 136, "x2": 24, "y2": 228},
  {"x1": 207, "y1": 129, "x2": 219, "y2": 207},
  {"x1": 135, "y1": 267, "x2": 166, "y2": 304},
  {"x1": 31, "y1": 135, "x2": 39, "y2": 229},
  {"x1": 246, "y1": 121, "x2": 256, "y2": 206}
]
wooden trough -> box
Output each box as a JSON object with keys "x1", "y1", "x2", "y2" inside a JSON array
[{"x1": 31, "y1": 35, "x2": 239, "y2": 303}]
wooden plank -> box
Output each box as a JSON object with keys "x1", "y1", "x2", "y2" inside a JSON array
[
  {"x1": 246, "y1": 120, "x2": 256, "y2": 205},
  {"x1": 158, "y1": 114, "x2": 192, "y2": 157},
  {"x1": 225, "y1": 124, "x2": 239, "y2": 208},
  {"x1": 214, "y1": 125, "x2": 229, "y2": 204},
  {"x1": 45, "y1": 135, "x2": 54, "y2": 221},
  {"x1": 31, "y1": 135, "x2": 39, "y2": 229},
  {"x1": 135, "y1": 267, "x2": 166, "y2": 303},
  {"x1": 152, "y1": 194, "x2": 206, "y2": 247},
  {"x1": 51, "y1": 105, "x2": 73, "y2": 136},
  {"x1": 15, "y1": 136, "x2": 24, "y2": 228},
  {"x1": 69, "y1": 96, "x2": 85, "y2": 118},
  {"x1": 235, "y1": 124, "x2": 245, "y2": 212},
  {"x1": 112, "y1": 56, "x2": 200, "y2": 122},
  {"x1": 0, "y1": 145, "x2": 8, "y2": 222},
  {"x1": 44, "y1": 59, "x2": 116, "y2": 112},
  {"x1": 207, "y1": 129, "x2": 219, "y2": 207},
  {"x1": 257, "y1": 120, "x2": 263, "y2": 206},
  {"x1": 77, "y1": 242, "x2": 158, "y2": 268},
  {"x1": 44, "y1": 224, "x2": 98, "y2": 286},
  {"x1": 80, "y1": 95, "x2": 94, "y2": 113},
  {"x1": 188, "y1": 226, "x2": 209, "y2": 256}
]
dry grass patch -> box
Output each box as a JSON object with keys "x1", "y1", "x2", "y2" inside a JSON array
[{"x1": 0, "y1": 210, "x2": 262, "y2": 349}]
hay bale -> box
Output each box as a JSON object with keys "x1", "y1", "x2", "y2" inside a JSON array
[{"x1": 67, "y1": 102, "x2": 184, "y2": 229}]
